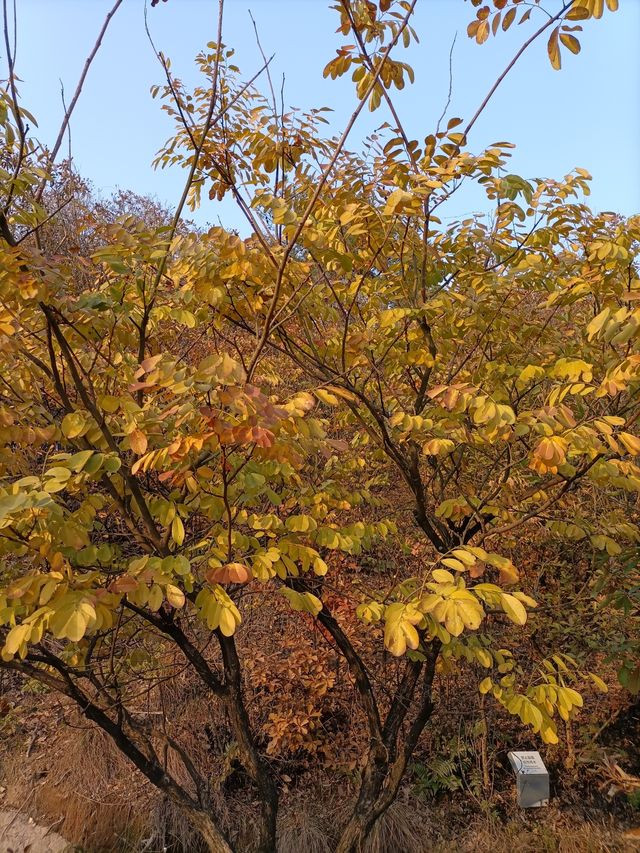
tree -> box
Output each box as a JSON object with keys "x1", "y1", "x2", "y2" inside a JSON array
[{"x1": 0, "y1": 0, "x2": 635, "y2": 851}]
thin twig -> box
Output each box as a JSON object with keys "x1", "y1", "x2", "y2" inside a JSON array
[
  {"x1": 2, "y1": 0, "x2": 27, "y2": 213},
  {"x1": 434, "y1": 32, "x2": 457, "y2": 136},
  {"x1": 246, "y1": 0, "x2": 418, "y2": 380},
  {"x1": 459, "y1": 2, "x2": 572, "y2": 148},
  {"x1": 35, "y1": 0, "x2": 124, "y2": 202}
]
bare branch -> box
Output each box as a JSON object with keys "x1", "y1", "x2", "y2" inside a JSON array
[{"x1": 35, "y1": 0, "x2": 124, "y2": 202}]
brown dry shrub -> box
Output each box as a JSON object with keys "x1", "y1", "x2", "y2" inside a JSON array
[
  {"x1": 2, "y1": 724, "x2": 149, "y2": 851},
  {"x1": 429, "y1": 810, "x2": 639, "y2": 853},
  {"x1": 277, "y1": 803, "x2": 333, "y2": 853},
  {"x1": 363, "y1": 798, "x2": 430, "y2": 853}
]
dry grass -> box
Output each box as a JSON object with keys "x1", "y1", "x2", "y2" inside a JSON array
[
  {"x1": 0, "y1": 685, "x2": 265, "y2": 852},
  {"x1": 2, "y1": 720, "x2": 639, "y2": 853},
  {"x1": 429, "y1": 811, "x2": 640, "y2": 853},
  {"x1": 2, "y1": 724, "x2": 149, "y2": 851},
  {"x1": 363, "y1": 799, "x2": 429, "y2": 853},
  {"x1": 275, "y1": 793, "x2": 640, "y2": 853},
  {"x1": 277, "y1": 804, "x2": 333, "y2": 853},
  {"x1": 143, "y1": 798, "x2": 209, "y2": 853},
  {"x1": 0, "y1": 602, "x2": 637, "y2": 852}
]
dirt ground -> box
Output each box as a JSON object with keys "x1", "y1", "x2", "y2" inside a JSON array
[{"x1": 0, "y1": 810, "x2": 69, "y2": 853}]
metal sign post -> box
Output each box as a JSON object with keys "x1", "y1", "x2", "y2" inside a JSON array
[{"x1": 508, "y1": 751, "x2": 550, "y2": 808}]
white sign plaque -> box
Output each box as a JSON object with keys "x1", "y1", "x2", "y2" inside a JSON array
[{"x1": 508, "y1": 751, "x2": 550, "y2": 807}]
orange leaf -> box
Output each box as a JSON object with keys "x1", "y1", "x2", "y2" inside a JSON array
[
  {"x1": 206, "y1": 563, "x2": 252, "y2": 585},
  {"x1": 547, "y1": 27, "x2": 561, "y2": 70},
  {"x1": 109, "y1": 575, "x2": 139, "y2": 594},
  {"x1": 129, "y1": 429, "x2": 148, "y2": 455},
  {"x1": 469, "y1": 561, "x2": 486, "y2": 579}
]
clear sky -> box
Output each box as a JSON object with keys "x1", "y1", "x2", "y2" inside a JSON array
[{"x1": 10, "y1": 0, "x2": 640, "y2": 232}]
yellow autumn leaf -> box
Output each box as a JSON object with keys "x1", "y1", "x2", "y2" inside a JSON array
[
  {"x1": 98, "y1": 395, "x2": 120, "y2": 413},
  {"x1": 586, "y1": 307, "x2": 610, "y2": 340},
  {"x1": 315, "y1": 388, "x2": 340, "y2": 406},
  {"x1": 452, "y1": 598, "x2": 484, "y2": 631},
  {"x1": 589, "y1": 673, "x2": 608, "y2": 693},
  {"x1": 50, "y1": 597, "x2": 96, "y2": 643},
  {"x1": 547, "y1": 27, "x2": 561, "y2": 70},
  {"x1": 171, "y1": 515, "x2": 185, "y2": 546},
  {"x1": 3, "y1": 623, "x2": 32, "y2": 657},
  {"x1": 384, "y1": 603, "x2": 422, "y2": 657},
  {"x1": 540, "y1": 717, "x2": 559, "y2": 744},
  {"x1": 166, "y1": 584, "x2": 185, "y2": 609},
  {"x1": 148, "y1": 584, "x2": 164, "y2": 612},
  {"x1": 61, "y1": 412, "x2": 86, "y2": 439},
  {"x1": 356, "y1": 601, "x2": 385, "y2": 624},
  {"x1": 475, "y1": 648, "x2": 492, "y2": 668},
  {"x1": 312, "y1": 557, "x2": 328, "y2": 577},
  {"x1": 619, "y1": 432, "x2": 640, "y2": 455},
  {"x1": 500, "y1": 593, "x2": 528, "y2": 626},
  {"x1": 451, "y1": 549, "x2": 476, "y2": 566},
  {"x1": 479, "y1": 676, "x2": 492, "y2": 694},
  {"x1": 559, "y1": 32, "x2": 580, "y2": 54},
  {"x1": 432, "y1": 568, "x2": 455, "y2": 583},
  {"x1": 129, "y1": 429, "x2": 148, "y2": 455},
  {"x1": 441, "y1": 557, "x2": 466, "y2": 572},
  {"x1": 218, "y1": 606, "x2": 239, "y2": 637}
]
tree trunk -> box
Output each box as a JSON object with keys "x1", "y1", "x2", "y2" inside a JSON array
[
  {"x1": 334, "y1": 748, "x2": 414, "y2": 853},
  {"x1": 334, "y1": 763, "x2": 402, "y2": 853},
  {"x1": 335, "y1": 784, "x2": 385, "y2": 853},
  {"x1": 224, "y1": 691, "x2": 278, "y2": 852},
  {"x1": 3, "y1": 658, "x2": 236, "y2": 853},
  {"x1": 335, "y1": 645, "x2": 439, "y2": 853},
  {"x1": 218, "y1": 633, "x2": 279, "y2": 852},
  {"x1": 185, "y1": 805, "x2": 235, "y2": 853},
  {"x1": 335, "y1": 816, "x2": 371, "y2": 853}
]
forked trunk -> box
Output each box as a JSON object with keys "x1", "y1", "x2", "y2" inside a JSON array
[
  {"x1": 334, "y1": 765, "x2": 405, "y2": 853},
  {"x1": 218, "y1": 633, "x2": 279, "y2": 852},
  {"x1": 185, "y1": 805, "x2": 235, "y2": 853},
  {"x1": 335, "y1": 809, "x2": 378, "y2": 853},
  {"x1": 335, "y1": 648, "x2": 439, "y2": 852}
]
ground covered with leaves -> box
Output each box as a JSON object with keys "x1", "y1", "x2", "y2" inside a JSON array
[{"x1": 1, "y1": 539, "x2": 639, "y2": 852}]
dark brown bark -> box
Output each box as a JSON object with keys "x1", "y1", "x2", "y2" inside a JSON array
[
  {"x1": 2, "y1": 656, "x2": 233, "y2": 853},
  {"x1": 287, "y1": 579, "x2": 442, "y2": 852},
  {"x1": 218, "y1": 633, "x2": 278, "y2": 853},
  {"x1": 335, "y1": 642, "x2": 440, "y2": 853},
  {"x1": 125, "y1": 605, "x2": 279, "y2": 849}
]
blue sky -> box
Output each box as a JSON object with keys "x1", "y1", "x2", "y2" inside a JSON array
[{"x1": 12, "y1": 0, "x2": 640, "y2": 231}]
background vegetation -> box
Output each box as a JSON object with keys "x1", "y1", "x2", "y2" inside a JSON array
[{"x1": 0, "y1": 1, "x2": 638, "y2": 850}]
